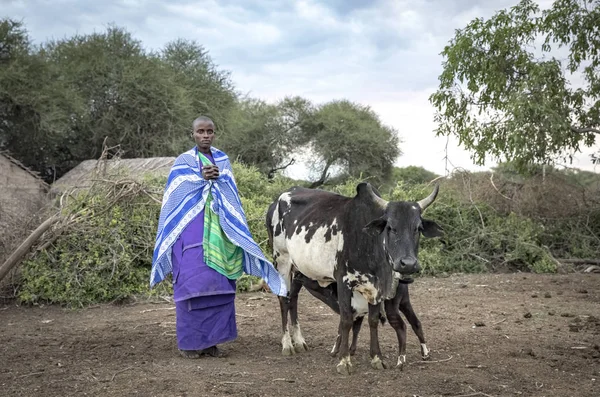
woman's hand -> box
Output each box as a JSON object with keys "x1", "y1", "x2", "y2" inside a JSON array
[{"x1": 202, "y1": 165, "x2": 220, "y2": 180}]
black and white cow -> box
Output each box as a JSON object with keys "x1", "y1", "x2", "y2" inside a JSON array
[{"x1": 266, "y1": 182, "x2": 443, "y2": 374}]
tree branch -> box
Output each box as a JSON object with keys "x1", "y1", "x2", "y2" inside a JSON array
[
  {"x1": 0, "y1": 214, "x2": 60, "y2": 283},
  {"x1": 571, "y1": 126, "x2": 600, "y2": 135},
  {"x1": 309, "y1": 160, "x2": 333, "y2": 189},
  {"x1": 267, "y1": 158, "x2": 295, "y2": 180}
]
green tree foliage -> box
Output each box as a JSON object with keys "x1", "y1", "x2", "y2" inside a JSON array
[
  {"x1": 391, "y1": 166, "x2": 439, "y2": 185},
  {"x1": 375, "y1": 166, "x2": 439, "y2": 196},
  {"x1": 305, "y1": 99, "x2": 401, "y2": 187},
  {"x1": 0, "y1": 19, "x2": 83, "y2": 181},
  {"x1": 159, "y1": 38, "x2": 237, "y2": 139},
  {"x1": 430, "y1": 0, "x2": 600, "y2": 171},
  {"x1": 0, "y1": 20, "x2": 237, "y2": 182},
  {"x1": 219, "y1": 96, "x2": 313, "y2": 177},
  {"x1": 1, "y1": 19, "x2": 400, "y2": 186}
]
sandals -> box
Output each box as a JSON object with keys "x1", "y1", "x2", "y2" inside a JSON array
[
  {"x1": 200, "y1": 346, "x2": 228, "y2": 358},
  {"x1": 179, "y1": 346, "x2": 228, "y2": 359}
]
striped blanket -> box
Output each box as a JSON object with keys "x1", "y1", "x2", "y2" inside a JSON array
[{"x1": 150, "y1": 146, "x2": 288, "y2": 297}]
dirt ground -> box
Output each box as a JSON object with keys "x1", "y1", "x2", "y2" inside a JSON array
[{"x1": 1, "y1": 273, "x2": 599, "y2": 397}]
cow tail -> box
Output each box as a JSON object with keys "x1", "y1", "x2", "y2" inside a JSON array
[{"x1": 265, "y1": 201, "x2": 276, "y2": 250}]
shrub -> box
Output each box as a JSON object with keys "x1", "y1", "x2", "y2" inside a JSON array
[
  {"x1": 18, "y1": 162, "x2": 596, "y2": 307},
  {"x1": 18, "y1": 179, "x2": 172, "y2": 307}
]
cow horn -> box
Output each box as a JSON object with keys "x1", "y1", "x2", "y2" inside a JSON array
[
  {"x1": 417, "y1": 184, "x2": 439, "y2": 211},
  {"x1": 369, "y1": 185, "x2": 388, "y2": 210},
  {"x1": 361, "y1": 183, "x2": 388, "y2": 209},
  {"x1": 373, "y1": 193, "x2": 388, "y2": 210}
]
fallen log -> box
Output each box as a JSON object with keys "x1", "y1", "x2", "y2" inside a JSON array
[{"x1": 0, "y1": 214, "x2": 60, "y2": 283}]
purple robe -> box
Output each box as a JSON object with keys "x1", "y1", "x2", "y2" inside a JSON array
[{"x1": 171, "y1": 152, "x2": 238, "y2": 351}]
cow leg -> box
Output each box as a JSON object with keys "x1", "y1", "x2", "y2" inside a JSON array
[
  {"x1": 289, "y1": 278, "x2": 308, "y2": 353},
  {"x1": 398, "y1": 287, "x2": 429, "y2": 360},
  {"x1": 331, "y1": 315, "x2": 361, "y2": 357},
  {"x1": 367, "y1": 303, "x2": 386, "y2": 370},
  {"x1": 330, "y1": 322, "x2": 342, "y2": 357},
  {"x1": 279, "y1": 295, "x2": 294, "y2": 356},
  {"x1": 335, "y1": 288, "x2": 354, "y2": 375},
  {"x1": 349, "y1": 316, "x2": 363, "y2": 356},
  {"x1": 385, "y1": 298, "x2": 408, "y2": 370},
  {"x1": 279, "y1": 278, "x2": 303, "y2": 356}
]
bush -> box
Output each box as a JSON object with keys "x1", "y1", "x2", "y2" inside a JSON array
[
  {"x1": 18, "y1": 162, "x2": 301, "y2": 306},
  {"x1": 19, "y1": 179, "x2": 172, "y2": 307},
  {"x1": 386, "y1": 182, "x2": 557, "y2": 276},
  {"x1": 18, "y1": 161, "x2": 597, "y2": 307}
]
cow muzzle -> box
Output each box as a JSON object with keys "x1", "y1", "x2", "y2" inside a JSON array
[{"x1": 393, "y1": 256, "x2": 421, "y2": 275}]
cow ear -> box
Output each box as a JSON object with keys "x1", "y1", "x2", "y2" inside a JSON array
[
  {"x1": 421, "y1": 218, "x2": 444, "y2": 238},
  {"x1": 363, "y1": 218, "x2": 387, "y2": 236}
]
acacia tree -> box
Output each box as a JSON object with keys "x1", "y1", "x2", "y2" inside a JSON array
[
  {"x1": 1, "y1": 20, "x2": 399, "y2": 184},
  {"x1": 0, "y1": 19, "x2": 82, "y2": 181},
  {"x1": 430, "y1": 0, "x2": 600, "y2": 171},
  {"x1": 306, "y1": 99, "x2": 401, "y2": 187},
  {"x1": 160, "y1": 38, "x2": 237, "y2": 147},
  {"x1": 0, "y1": 21, "x2": 237, "y2": 182},
  {"x1": 219, "y1": 96, "x2": 313, "y2": 177},
  {"x1": 44, "y1": 31, "x2": 236, "y2": 163}
]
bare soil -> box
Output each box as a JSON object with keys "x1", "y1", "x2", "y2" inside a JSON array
[{"x1": 1, "y1": 273, "x2": 599, "y2": 397}]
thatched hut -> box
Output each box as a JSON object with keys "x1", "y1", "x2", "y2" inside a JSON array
[
  {"x1": 0, "y1": 152, "x2": 50, "y2": 277},
  {"x1": 0, "y1": 152, "x2": 49, "y2": 217},
  {"x1": 51, "y1": 157, "x2": 176, "y2": 194}
]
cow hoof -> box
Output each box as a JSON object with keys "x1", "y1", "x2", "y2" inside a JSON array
[
  {"x1": 396, "y1": 355, "x2": 407, "y2": 371},
  {"x1": 349, "y1": 347, "x2": 357, "y2": 356},
  {"x1": 370, "y1": 356, "x2": 387, "y2": 370},
  {"x1": 422, "y1": 354, "x2": 431, "y2": 361},
  {"x1": 294, "y1": 342, "x2": 308, "y2": 353},
  {"x1": 421, "y1": 343, "x2": 430, "y2": 360},
  {"x1": 336, "y1": 363, "x2": 352, "y2": 375},
  {"x1": 336, "y1": 357, "x2": 353, "y2": 375},
  {"x1": 282, "y1": 346, "x2": 296, "y2": 356}
]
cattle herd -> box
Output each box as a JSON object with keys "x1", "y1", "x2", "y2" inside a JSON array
[{"x1": 266, "y1": 182, "x2": 443, "y2": 375}]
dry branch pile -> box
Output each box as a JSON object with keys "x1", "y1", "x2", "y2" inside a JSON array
[{"x1": 0, "y1": 153, "x2": 172, "y2": 306}]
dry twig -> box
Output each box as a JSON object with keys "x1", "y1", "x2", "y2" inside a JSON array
[
  {"x1": 139, "y1": 307, "x2": 175, "y2": 314},
  {"x1": 220, "y1": 381, "x2": 254, "y2": 385},
  {"x1": 448, "y1": 386, "x2": 496, "y2": 397},
  {"x1": 490, "y1": 173, "x2": 512, "y2": 200},
  {"x1": 18, "y1": 371, "x2": 45, "y2": 378},
  {"x1": 111, "y1": 366, "x2": 133, "y2": 381},
  {"x1": 410, "y1": 354, "x2": 453, "y2": 365}
]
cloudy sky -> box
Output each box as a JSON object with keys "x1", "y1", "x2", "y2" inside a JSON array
[{"x1": 4, "y1": 0, "x2": 599, "y2": 177}]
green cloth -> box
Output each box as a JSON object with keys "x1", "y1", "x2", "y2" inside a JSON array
[{"x1": 199, "y1": 152, "x2": 244, "y2": 280}]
